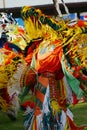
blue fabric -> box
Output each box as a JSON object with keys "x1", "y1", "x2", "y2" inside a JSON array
[
  {"x1": 63, "y1": 13, "x2": 77, "y2": 20},
  {"x1": 0, "y1": 39, "x2": 6, "y2": 48},
  {"x1": 15, "y1": 18, "x2": 24, "y2": 27}
]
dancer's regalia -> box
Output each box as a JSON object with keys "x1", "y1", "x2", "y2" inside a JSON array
[
  {"x1": 0, "y1": 12, "x2": 26, "y2": 120},
  {"x1": 20, "y1": 6, "x2": 87, "y2": 130}
]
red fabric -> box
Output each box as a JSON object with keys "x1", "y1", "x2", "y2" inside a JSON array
[
  {"x1": 55, "y1": 67, "x2": 64, "y2": 80},
  {"x1": 67, "y1": 116, "x2": 86, "y2": 130},
  {"x1": 25, "y1": 52, "x2": 33, "y2": 65},
  {"x1": 21, "y1": 101, "x2": 35, "y2": 109},
  {"x1": 35, "y1": 40, "x2": 63, "y2": 74},
  {"x1": 78, "y1": 20, "x2": 85, "y2": 27},
  {"x1": 25, "y1": 69, "x2": 36, "y2": 87},
  {"x1": 73, "y1": 93, "x2": 79, "y2": 105},
  {"x1": 5, "y1": 52, "x2": 16, "y2": 65},
  {"x1": 25, "y1": 39, "x2": 42, "y2": 65},
  {"x1": 4, "y1": 42, "x2": 12, "y2": 51},
  {"x1": 1, "y1": 88, "x2": 10, "y2": 104}
]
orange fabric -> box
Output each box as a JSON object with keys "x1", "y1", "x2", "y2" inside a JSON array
[
  {"x1": 35, "y1": 41, "x2": 63, "y2": 73},
  {"x1": 25, "y1": 39, "x2": 42, "y2": 65},
  {"x1": 38, "y1": 76, "x2": 48, "y2": 88},
  {"x1": 33, "y1": 116, "x2": 37, "y2": 130},
  {"x1": 25, "y1": 69, "x2": 36, "y2": 87},
  {"x1": 25, "y1": 52, "x2": 33, "y2": 65},
  {"x1": 36, "y1": 90, "x2": 44, "y2": 103},
  {"x1": 5, "y1": 52, "x2": 16, "y2": 65},
  {"x1": 34, "y1": 107, "x2": 41, "y2": 116},
  {"x1": 18, "y1": 27, "x2": 25, "y2": 34},
  {"x1": 33, "y1": 107, "x2": 42, "y2": 130}
]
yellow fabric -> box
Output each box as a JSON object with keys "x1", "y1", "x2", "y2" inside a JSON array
[
  {"x1": 64, "y1": 118, "x2": 71, "y2": 130},
  {"x1": 50, "y1": 99, "x2": 61, "y2": 114}
]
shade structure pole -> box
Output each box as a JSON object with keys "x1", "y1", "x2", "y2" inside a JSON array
[
  {"x1": 53, "y1": 0, "x2": 62, "y2": 17},
  {"x1": 61, "y1": 0, "x2": 69, "y2": 15},
  {"x1": 3, "y1": 0, "x2": 5, "y2": 8},
  {"x1": 52, "y1": 0, "x2": 70, "y2": 17}
]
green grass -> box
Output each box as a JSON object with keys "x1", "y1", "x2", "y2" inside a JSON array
[
  {"x1": 69, "y1": 102, "x2": 87, "y2": 126},
  {"x1": 0, "y1": 110, "x2": 25, "y2": 130},
  {"x1": 0, "y1": 102, "x2": 87, "y2": 130}
]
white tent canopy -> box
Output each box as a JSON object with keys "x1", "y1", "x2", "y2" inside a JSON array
[{"x1": 0, "y1": 0, "x2": 87, "y2": 8}]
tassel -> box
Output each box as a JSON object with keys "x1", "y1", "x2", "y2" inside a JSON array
[
  {"x1": 23, "y1": 107, "x2": 35, "y2": 130},
  {"x1": 32, "y1": 116, "x2": 37, "y2": 130}
]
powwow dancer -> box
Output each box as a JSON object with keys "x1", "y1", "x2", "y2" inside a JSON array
[
  {"x1": 0, "y1": 12, "x2": 27, "y2": 120},
  {"x1": 20, "y1": 5, "x2": 87, "y2": 130}
]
